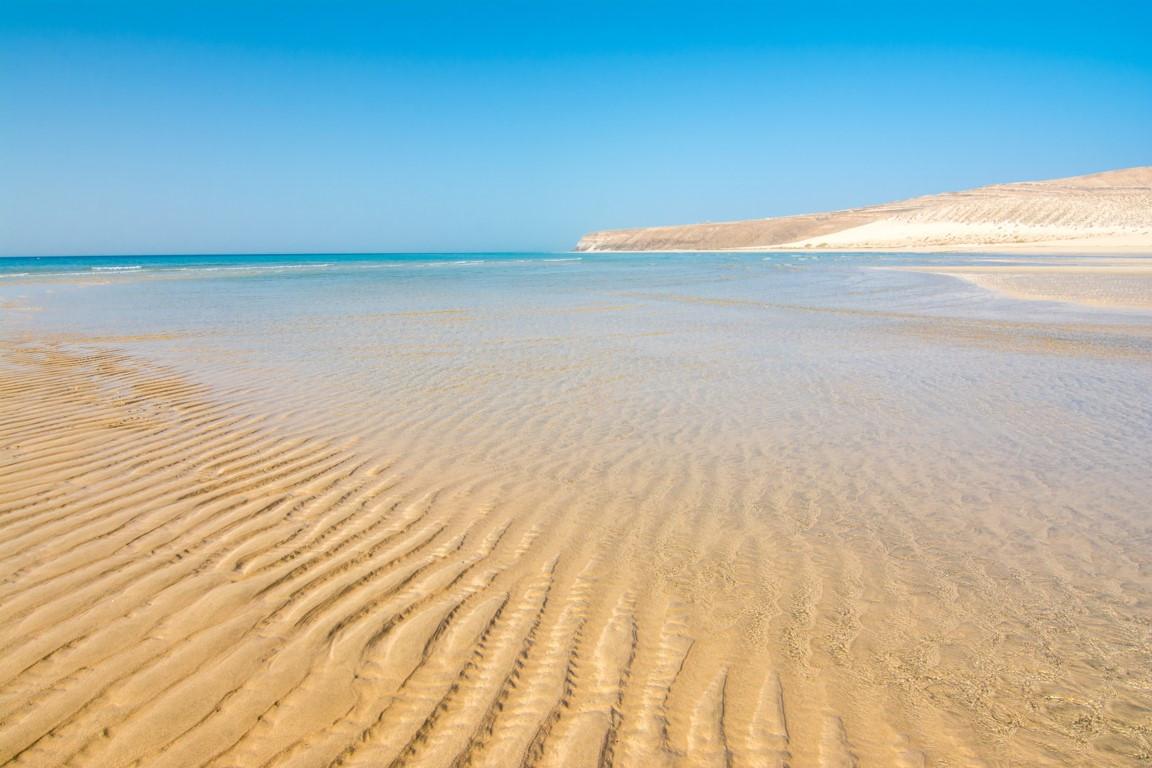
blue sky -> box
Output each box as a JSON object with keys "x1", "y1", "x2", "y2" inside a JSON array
[{"x1": 3, "y1": 1, "x2": 1151, "y2": 254}]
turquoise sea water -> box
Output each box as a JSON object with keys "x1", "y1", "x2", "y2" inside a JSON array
[
  {"x1": 2, "y1": 250, "x2": 1147, "y2": 334},
  {"x1": 3, "y1": 250, "x2": 1150, "y2": 466},
  {"x1": 4, "y1": 252, "x2": 1151, "y2": 399},
  {"x1": 1, "y1": 250, "x2": 1139, "y2": 309},
  {"x1": 0, "y1": 252, "x2": 587, "y2": 278},
  {"x1": 5, "y1": 251, "x2": 1149, "y2": 488}
]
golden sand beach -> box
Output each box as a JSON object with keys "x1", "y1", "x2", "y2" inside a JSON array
[{"x1": 1, "y1": 253, "x2": 1151, "y2": 767}]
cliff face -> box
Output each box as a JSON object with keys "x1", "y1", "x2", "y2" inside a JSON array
[{"x1": 574, "y1": 167, "x2": 1152, "y2": 252}]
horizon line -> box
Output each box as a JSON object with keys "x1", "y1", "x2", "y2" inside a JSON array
[{"x1": 0, "y1": 250, "x2": 575, "y2": 259}]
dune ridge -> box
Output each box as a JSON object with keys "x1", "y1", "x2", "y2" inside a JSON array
[{"x1": 575, "y1": 167, "x2": 1152, "y2": 253}]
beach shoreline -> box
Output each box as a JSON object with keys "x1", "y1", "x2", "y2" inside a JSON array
[
  {"x1": 885, "y1": 257, "x2": 1152, "y2": 311},
  {"x1": 3, "y1": 252, "x2": 1151, "y2": 766}
]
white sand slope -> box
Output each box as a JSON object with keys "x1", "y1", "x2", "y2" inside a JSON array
[{"x1": 575, "y1": 167, "x2": 1152, "y2": 253}]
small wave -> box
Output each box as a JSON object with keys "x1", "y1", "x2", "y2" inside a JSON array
[
  {"x1": 91, "y1": 265, "x2": 144, "y2": 271},
  {"x1": 24, "y1": 270, "x2": 104, "y2": 278},
  {"x1": 173, "y1": 263, "x2": 334, "y2": 273}
]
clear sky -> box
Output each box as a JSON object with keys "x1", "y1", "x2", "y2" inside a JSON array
[{"x1": 3, "y1": 1, "x2": 1151, "y2": 255}]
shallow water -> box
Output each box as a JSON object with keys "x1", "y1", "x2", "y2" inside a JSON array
[{"x1": 2, "y1": 251, "x2": 1150, "y2": 766}]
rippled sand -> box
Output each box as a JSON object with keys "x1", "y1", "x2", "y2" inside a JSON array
[{"x1": 1, "y1": 254, "x2": 1151, "y2": 767}]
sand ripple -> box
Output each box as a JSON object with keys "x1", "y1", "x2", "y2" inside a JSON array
[{"x1": 2, "y1": 256, "x2": 1151, "y2": 766}]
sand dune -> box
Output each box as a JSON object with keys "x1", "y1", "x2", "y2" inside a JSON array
[{"x1": 575, "y1": 167, "x2": 1152, "y2": 252}]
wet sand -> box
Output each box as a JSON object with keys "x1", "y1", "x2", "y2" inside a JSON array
[
  {"x1": 1, "y1": 254, "x2": 1151, "y2": 767},
  {"x1": 896, "y1": 256, "x2": 1152, "y2": 311}
]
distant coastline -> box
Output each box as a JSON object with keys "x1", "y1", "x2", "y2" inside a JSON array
[{"x1": 575, "y1": 167, "x2": 1152, "y2": 254}]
